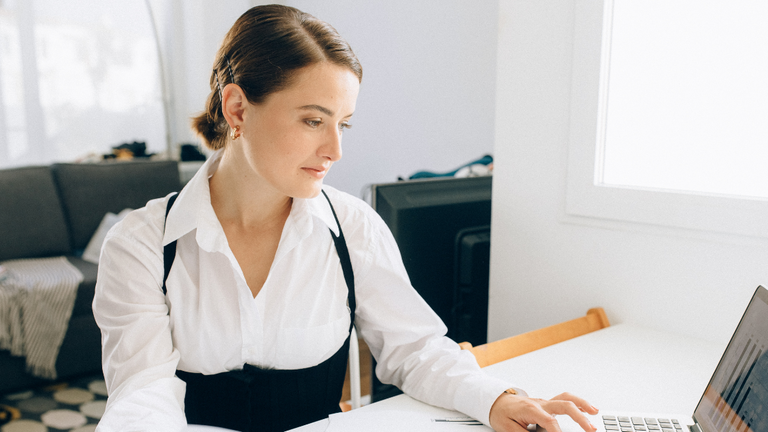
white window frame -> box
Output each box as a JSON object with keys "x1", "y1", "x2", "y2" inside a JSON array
[{"x1": 565, "y1": 0, "x2": 768, "y2": 239}]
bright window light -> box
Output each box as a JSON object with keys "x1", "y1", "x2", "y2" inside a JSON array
[
  {"x1": 600, "y1": 0, "x2": 768, "y2": 199},
  {"x1": 0, "y1": 0, "x2": 165, "y2": 168}
]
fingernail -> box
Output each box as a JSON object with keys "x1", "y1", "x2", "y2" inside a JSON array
[{"x1": 590, "y1": 423, "x2": 597, "y2": 431}]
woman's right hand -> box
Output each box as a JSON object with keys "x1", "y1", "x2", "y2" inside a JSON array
[{"x1": 489, "y1": 391, "x2": 599, "y2": 432}]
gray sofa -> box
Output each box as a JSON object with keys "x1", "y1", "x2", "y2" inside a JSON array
[{"x1": 0, "y1": 160, "x2": 181, "y2": 395}]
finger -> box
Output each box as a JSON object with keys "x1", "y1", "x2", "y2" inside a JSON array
[
  {"x1": 540, "y1": 400, "x2": 596, "y2": 432},
  {"x1": 526, "y1": 404, "x2": 564, "y2": 432},
  {"x1": 496, "y1": 416, "x2": 534, "y2": 432},
  {"x1": 551, "y1": 392, "x2": 600, "y2": 415}
]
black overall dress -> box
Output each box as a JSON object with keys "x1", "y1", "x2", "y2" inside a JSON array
[{"x1": 162, "y1": 190, "x2": 356, "y2": 432}]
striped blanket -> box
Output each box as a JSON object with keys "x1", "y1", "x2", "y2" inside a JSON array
[{"x1": 0, "y1": 257, "x2": 83, "y2": 379}]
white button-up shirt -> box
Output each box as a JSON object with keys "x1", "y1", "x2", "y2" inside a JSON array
[{"x1": 93, "y1": 150, "x2": 514, "y2": 431}]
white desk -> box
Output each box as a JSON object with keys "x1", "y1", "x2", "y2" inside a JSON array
[{"x1": 290, "y1": 324, "x2": 724, "y2": 431}]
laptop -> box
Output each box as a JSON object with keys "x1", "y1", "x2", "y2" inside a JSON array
[{"x1": 588, "y1": 285, "x2": 767, "y2": 432}]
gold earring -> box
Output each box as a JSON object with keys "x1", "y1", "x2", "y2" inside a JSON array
[{"x1": 230, "y1": 125, "x2": 241, "y2": 140}]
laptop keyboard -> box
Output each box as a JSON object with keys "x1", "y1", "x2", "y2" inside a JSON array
[{"x1": 602, "y1": 416, "x2": 683, "y2": 432}]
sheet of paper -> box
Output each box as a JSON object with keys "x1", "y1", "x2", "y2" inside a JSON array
[
  {"x1": 183, "y1": 426, "x2": 236, "y2": 431},
  {"x1": 326, "y1": 407, "x2": 492, "y2": 432}
]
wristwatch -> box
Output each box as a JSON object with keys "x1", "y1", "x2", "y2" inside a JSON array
[{"x1": 504, "y1": 388, "x2": 518, "y2": 395}]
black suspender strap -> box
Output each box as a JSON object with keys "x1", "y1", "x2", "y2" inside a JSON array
[
  {"x1": 321, "y1": 190, "x2": 356, "y2": 328},
  {"x1": 162, "y1": 193, "x2": 178, "y2": 295}
]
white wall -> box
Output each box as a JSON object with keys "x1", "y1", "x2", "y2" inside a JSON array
[
  {"x1": 149, "y1": 0, "x2": 251, "y2": 154},
  {"x1": 489, "y1": 1, "x2": 768, "y2": 347},
  {"x1": 283, "y1": 0, "x2": 499, "y2": 196},
  {"x1": 153, "y1": 0, "x2": 499, "y2": 198}
]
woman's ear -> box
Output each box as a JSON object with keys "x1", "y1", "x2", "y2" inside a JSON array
[{"x1": 221, "y1": 83, "x2": 246, "y2": 127}]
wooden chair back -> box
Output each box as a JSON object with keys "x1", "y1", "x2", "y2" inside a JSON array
[{"x1": 459, "y1": 307, "x2": 610, "y2": 368}]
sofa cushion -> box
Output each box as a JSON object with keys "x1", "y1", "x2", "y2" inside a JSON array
[
  {"x1": 52, "y1": 160, "x2": 181, "y2": 252},
  {"x1": 0, "y1": 166, "x2": 71, "y2": 261}
]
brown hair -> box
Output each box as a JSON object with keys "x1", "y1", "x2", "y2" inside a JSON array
[{"x1": 191, "y1": 5, "x2": 363, "y2": 150}]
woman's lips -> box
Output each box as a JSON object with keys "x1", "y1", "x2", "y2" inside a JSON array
[{"x1": 302, "y1": 165, "x2": 329, "y2": 179}]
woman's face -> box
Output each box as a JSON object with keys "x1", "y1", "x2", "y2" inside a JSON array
[{"x1": 236, "y1": 62, "x2": 360, "y2": 199}]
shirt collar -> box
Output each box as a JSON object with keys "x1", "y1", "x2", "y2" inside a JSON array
[
  {"x1": 162, "y1": 150, "x2": 224, "y2": 249},
  {"x1": 295, "y1": 190, "x2": 340, "y2": 237},
  {"x1": 162, "y1": 150, "x2": 341, "y2": 249}
]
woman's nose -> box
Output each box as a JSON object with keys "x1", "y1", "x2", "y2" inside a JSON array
[{"x1": 320, "y1": 129, "x2": 342, "y2": 161}]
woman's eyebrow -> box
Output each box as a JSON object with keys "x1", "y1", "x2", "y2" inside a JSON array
[
  {"x1": 298, "y1": 104, "x2": 334, "y2": 116},
  {"x1": 298, "y1": 104, "x2": 355, "y2": 118}
]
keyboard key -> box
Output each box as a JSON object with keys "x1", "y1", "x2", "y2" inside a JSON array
[
  {"x1": 605, "y1": 421, "x2": 618, "y2": 425},
  {"x1": 605, "y1": 425, "x2": 620, "y2": 430},
  {"x1": 604, "y1": 416, "x2": 618, "y2": 421},
  {"x1": 635, "y1": 427, "x2": 647, "y2": 431},
  {"x1": 645, "y1": 419, "x2": 659, "y2": 425},
  {"x1": 632, "y1": 418, "x2": 645, "y2": 425},
  {"x1": 648, "y1": 426, "x2": 661, "y2": 430},
  {"x1": 619, "y1": 417, "x2": 630, "y2": 422},
  {"x1": 671, "y1": 420, "x2": 680, "y2": 425}
]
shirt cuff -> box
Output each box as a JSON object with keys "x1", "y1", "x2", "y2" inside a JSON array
[
  {"x1": 98, "y1": 377, "x2": 187, "y2": 432},
  {"x1": 452, "y1": 372, "x2": 527, "y2": 428}
]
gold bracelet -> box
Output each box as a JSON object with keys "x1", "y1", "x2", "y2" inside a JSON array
[{"x1": 504, "y1": 388, "x2": 518, "y2": 395}]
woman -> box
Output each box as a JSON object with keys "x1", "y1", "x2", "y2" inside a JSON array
[{"x1": 93, "y1": 5, "x2": 598, "y2": 432}]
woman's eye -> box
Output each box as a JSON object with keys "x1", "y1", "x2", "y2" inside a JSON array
[
  {"x1": 338, "y1": 122, "x2": 352, "y2": 132},
  {"x1": 305, "y1": 119, "x2": 322, "y2": 128}
]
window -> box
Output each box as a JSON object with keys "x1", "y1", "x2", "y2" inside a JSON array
[
  {"x1": 566, "y1": 0, "x2": 768, "y2": 238},
  {"x1": 0, "y1": 0, "x2": 167, "y2": 168}
]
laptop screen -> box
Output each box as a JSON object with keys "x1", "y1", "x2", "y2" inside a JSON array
[{"x1": 694, "y1": 285, "x2": 768, "y2": 432}]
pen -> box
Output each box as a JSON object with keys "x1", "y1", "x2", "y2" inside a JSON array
[{"x1": 432, "y1": 418, "x2": 484, "y2": 426}]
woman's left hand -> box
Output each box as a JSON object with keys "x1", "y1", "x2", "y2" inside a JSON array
[{"x1": 489, "y1": 392, "x2": 599, "y2": 432}]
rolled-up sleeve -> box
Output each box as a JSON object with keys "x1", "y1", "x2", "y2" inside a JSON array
[{"x1": 93, "y1": 204, "x2": 187, "y2": 431}]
